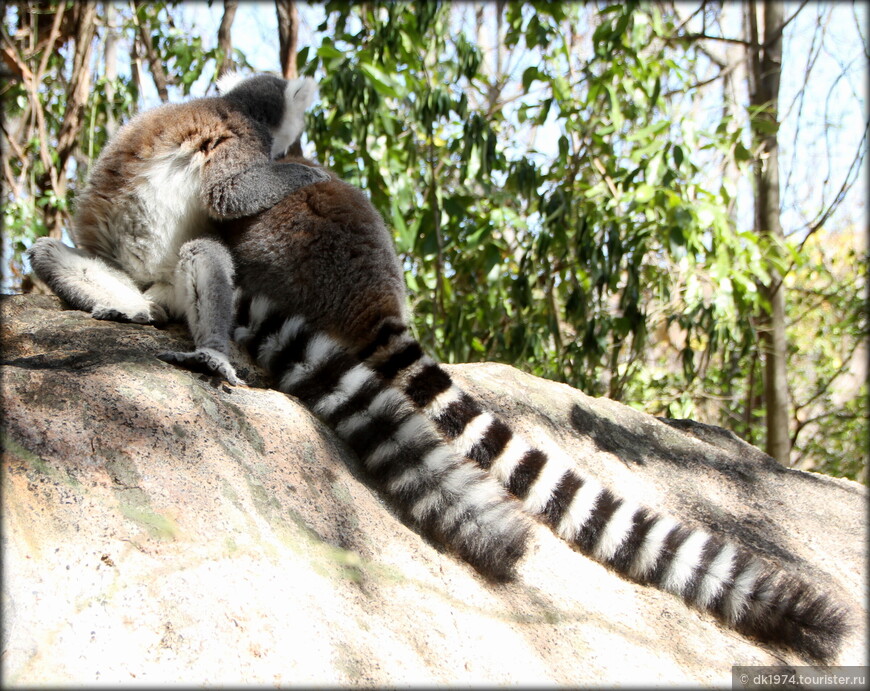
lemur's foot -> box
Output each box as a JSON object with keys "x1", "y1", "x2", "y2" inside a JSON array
[
  {"x1": 92, "y1": 301, "x2": 168, "y2": 325},
  {"x1": 158, "y1": 348, "x2": 247, "y2": 387}
]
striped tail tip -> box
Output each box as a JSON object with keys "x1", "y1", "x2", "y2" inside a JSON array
[
  {"x1": 729, "y1": 568, "x2": 850, "y2": 663},
  {"x1": 589, "y1": 507, "x2": 849, "y2": 662},
  {"x1": 557, "y1": 490, "x2": 849, "y2": 662}
]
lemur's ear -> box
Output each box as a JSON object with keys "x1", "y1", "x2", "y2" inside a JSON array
[
  {"x1": 285, "y1": 77, "x2": 318, "y2": 111},
  {"x1": 270, "y1": 77, "x2": 319, "y2": 160},
  {"x1": 215, "y1": 70, "x2": 245, "y2": 95}
]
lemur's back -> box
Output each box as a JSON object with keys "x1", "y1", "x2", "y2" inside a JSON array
[{"x1": 222, "y1": 155, "x2": 408, "y2": 347}]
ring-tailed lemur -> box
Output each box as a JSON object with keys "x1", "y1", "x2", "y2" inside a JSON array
[
  {"x1": 26, "y1": 73, "x2": 532, "y2": 581},
  {"x1": 29, "y1": 73, "x2": 848, "y2": 661},
  {"x1": 26, "y1": 74, "x2": 330, "y2": 385},
  {"x1": 211, "y1": 76, "x2": 847, "y2": 662}
]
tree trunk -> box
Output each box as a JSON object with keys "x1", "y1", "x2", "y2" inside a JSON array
[
  {"x1": 745, "y1": 0, "x2": 790, "y2": 465},
  {"x1": 276, "y1": 0, "x2": 299, "y2": 80},
  {"x1": 41, "y1": 1, "x2": 97, "y2": 238},
  {"x1": 104, "y1": 2, "x2": 119, "y2": 140},
  {"x1": 217, "y1": 0, "x2": 238, "y2": 78},
  {"x1": 133, "y1": 2, "x2": 170, "y2": 102},
  {"x1": 275, "y1": 0, "x2": 303, "y2": 156}
]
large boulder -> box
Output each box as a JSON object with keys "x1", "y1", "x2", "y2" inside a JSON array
[{"x1": 2, "y1": 294, "x2": 866, "y2": 686}]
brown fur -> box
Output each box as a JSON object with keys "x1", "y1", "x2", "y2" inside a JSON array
[{"x1": 220, "y1": 155, "x2": 408, "y2": 347}]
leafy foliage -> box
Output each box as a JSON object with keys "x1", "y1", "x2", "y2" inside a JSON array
[
  {"x1": 304, "y1": 3, "x2": 760, "y2": 394},
  {"x1": 786, "y1": 234, "x2": 868, "y2": 479}
]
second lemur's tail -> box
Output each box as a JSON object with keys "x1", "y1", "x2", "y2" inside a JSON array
[
  {"x1": 233, "y1": 295, "x2": 530, "y2": 581},
  {"x1": 357, "y1": 321, "x2": 849, "y2": 663}
]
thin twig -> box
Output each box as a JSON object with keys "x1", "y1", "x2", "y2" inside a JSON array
[
  {"x1": 591, "y1": 157, "x2": 619, "y2": 198},
  {"x1": 34, "y1": 4, "x2": 65, "y2": 83}
]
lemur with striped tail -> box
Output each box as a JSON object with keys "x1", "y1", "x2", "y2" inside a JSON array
[
  {"x1": 26, "y1": 73, "x2": 531, "y2": 583},
  {"x1": 214, "y1": 75, "x2": 847, "y2": 663},
  {"x1": 29, "y1": 73, "x2": 847, "y2": 661}
]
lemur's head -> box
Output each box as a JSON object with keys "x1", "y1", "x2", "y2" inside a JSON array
[{"x1": 217, "y1": 72, "x2": 317, "y2": 159}]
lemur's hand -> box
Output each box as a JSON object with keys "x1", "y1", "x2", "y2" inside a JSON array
[
  {"x1": 158, "y1": 348, "x2": 246, "y2": 387},
  {"x1": 287, "y1": 163, "x2": 331, "y2": 185}
]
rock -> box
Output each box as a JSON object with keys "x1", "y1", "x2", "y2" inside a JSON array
[{"x1": 2, "y1": 294, "x2": 866, "y2": 686}]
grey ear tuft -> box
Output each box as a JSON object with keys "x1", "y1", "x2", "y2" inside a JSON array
[{"x1": 216, "y1": 70, "x2": 245, "y2": 95}]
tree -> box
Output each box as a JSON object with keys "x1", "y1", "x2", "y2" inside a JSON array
[
  {"x1": 216, "y1": 0, "x2": 239, "y2": 78},
  {"x1": 2, "y1": 0, "x2": 246, "y2": 283},
  {"x1": 276, "y1": 0, "x2": 299, "y2": 80},
  {"x1": 745, "y1": 0, "x2": 790, "y2": 465},
  {"x1": 661, "y1": 2, "x2": 867, "y2": 468},
  {"x1": 2, "y1": 1, "x2": 96, "y2": 240}
]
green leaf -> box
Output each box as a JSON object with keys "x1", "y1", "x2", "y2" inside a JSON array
[
  {"x1": 317, "y1": 44, "x2": 344, "y2": 60},
  {"x1": 359, "y1": 62, "x2": 399, "y2": 97},
  {"x1": 634, "y1": 184, "x2": 655, "y2": 203},
  {"x1": 522, "y1": 66, "x2": 544, "y2": 93}
]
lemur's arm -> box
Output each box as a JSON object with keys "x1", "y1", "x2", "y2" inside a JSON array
[
  {"x1": 201, "y1": 145, "x2": 329, "y2": 219},
  {"x1": 157, "y1": 237, "x2": 244, "y2": 386}
]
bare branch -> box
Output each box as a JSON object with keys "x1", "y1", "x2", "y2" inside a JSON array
[
  {"x1": 591, "y1": 157, "x2": 619, "y2": 199},
  {"x1": 276, "y1": 0, "x2": 299, "y2": 80},
  {"x1": 791, "y1": 340, "x2": 864, "y2": 416},
  {"x1": 673, "y1": 32, "x2": 752, "y2": 47},
  {"x1": 669, "y1": 0, "x2": 708, "y2": 35},
  {"x1": 781, "y1": 6, "x2": 827, "y2": 203},
  {"x1": 217, "y1": 0, "x2": 238, "y2": 78},
  {"x1": 661, "y1": 0, "x2": 808, "y2": 95},
  {"x1": 33, "y1": 3, "x2": 66, "y2": 83},
  {"x1": 760, "y1": 0, "x2": 809, "y2": 52},
  {"x1": 795, "y1": 119, "x2": 869, "y2": 249},
  {"x1": 104, "y1": 2, "x2": 120, "y2": 139},
  {"x1": 792, "y1": 410, "x2": 862, "y2": 449},
  {"x1": 43, "y1": 2, "x2": 98, "y2": 237},
  {"x1": 854, "y1": 3, "x2": 870, "y2": 59},
  {"x1": 130, "y1": 1, "x2": 170, "y2": 102},
  {"x1": 8, "y1": 42, "x2": 56, "y2": 188}
]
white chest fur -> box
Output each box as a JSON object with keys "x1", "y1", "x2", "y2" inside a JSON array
[{"x1": 108, "y1": 150, "x2": 209, "y2": 285}]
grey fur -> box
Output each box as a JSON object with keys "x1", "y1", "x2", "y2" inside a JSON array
[
  {"x1": 27, "y1": 238, "x2": 165, "y2": 324},
  {"x1": 202, "y1": 160, "x2": 328, "y2": 219},
  {"x1": 156, "y1": 238, "x2": 242, "y2": 385},
  {"x1": 27, "y1": 74, "x2": 325, "y2": 385}
]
